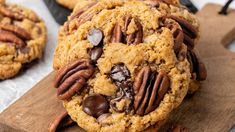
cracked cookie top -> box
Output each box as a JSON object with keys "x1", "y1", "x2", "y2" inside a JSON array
[
  {"x1": 53, "y1": 0, "x2": 203, "y2": 131},
  {"x1": 0, "y1": 1, "x2": 47, "y2": 79}
]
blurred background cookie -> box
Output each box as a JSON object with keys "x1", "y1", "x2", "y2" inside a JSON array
[{"x1": 0, "y1": 1, "x2": 47, "y2": 79}]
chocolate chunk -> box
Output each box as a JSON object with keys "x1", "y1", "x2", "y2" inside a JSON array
[
  {"x1": 110, "y1": 81, "x2": 134, "y2": 113},
  {"x1": 134, "y1": 66, "x2": 170, "y2": 116},
  {"x1": 110, "y1": 63, "x2": 130, "y2": 82},
  {"x1": 109, "y1": 64, "x2": 133, "y2": 113},
  {"x1": 90, "y1": 47, "x2": 103, "y2": 63},
  {"x1": 87, "y1": 28, "x2": 103, "y2": 46},
  {"x1": 83, "y1": 94, "x2": 109, "y2": 118}
]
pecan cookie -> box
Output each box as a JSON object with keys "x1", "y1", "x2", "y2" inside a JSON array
[
  {"x1": 0, "y1": 1, "x2": 47, "y2": 79},
  {"x1": 53, "y1": 0, "x2": 206, "y2": 131}
]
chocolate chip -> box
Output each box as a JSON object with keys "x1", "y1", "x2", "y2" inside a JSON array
[
  {"x1": 82, "y1": 94, "x2": 109, "y2": 118},
  {"x1": 110, "y1": 63, "x2": 130, "y2": 82},
  {"x1": 110, "y1": 16, "x2": 143, "y2": 45},
  {"x1": 90, "y1": 47, "x2": 103, "y2": 63},
  {"x1": 87, "y1": 28, "x2": 103, "y2": 46}
]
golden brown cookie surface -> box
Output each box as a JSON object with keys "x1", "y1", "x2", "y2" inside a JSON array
[
  {"x1": 0, "y1": 2, "x2": 47, "y2": 79},
  {"x1": 56, "y1": 0, "x2": 79, "y2": 9},
  {"x1": 53, "y1": 0, "x2": 205, "y2": 131}
]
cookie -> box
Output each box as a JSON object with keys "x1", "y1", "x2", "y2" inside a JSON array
[
  {"x1": 0, "y1": 1, "x2": 47, "y2": 79},
  {"x1": 53, "y1": 0, "x2": 206, "y2": 131},
  {"x1": 56, "y1": 0, "x2": 86, "y2": 10}
]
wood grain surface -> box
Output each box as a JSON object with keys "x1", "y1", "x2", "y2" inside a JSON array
[{"x1": 0, "y1": 3, "x2": 235, "y2": 132}]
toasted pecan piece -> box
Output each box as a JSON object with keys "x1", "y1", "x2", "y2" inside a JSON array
[
  {"x1": 0, "y1": 23, "x2": 31, "y2": 40},
  {"x1": 0, "y1": 29, "x2": 25, "y2": 48},
  {"x1": 134, "y1": 66, "x2": 170, "y2": 116},
  {"x1": 54, "y1": 59, "x2": 95, "y2": 100}
]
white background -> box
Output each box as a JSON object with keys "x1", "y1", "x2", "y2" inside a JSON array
[{"x1": 0, "y1": 0, "x2": 235, "y2": 112}]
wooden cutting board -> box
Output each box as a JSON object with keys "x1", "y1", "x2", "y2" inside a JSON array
[{"x1": 1, "y1": 3, "x2": 235, "y2": 132}]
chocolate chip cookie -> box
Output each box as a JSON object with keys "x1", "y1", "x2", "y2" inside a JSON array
[
  {"x1": 0, "y1": 1, "x2": 47, "y2": 79},
  {"x1": 53, "y1": 0, "x2": 206, "y2": 131}
]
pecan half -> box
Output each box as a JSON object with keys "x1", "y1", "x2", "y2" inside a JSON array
[
  {"x1": 48, "y1": 111, "x2": 75, "y2": 132},
  {"x1": 64, "y1": 2, "x2": 99, "y2": 32},
  {"x1": 142, "y1": 0, "x2": 177, "y2": 7},
  {"x1": 0, "y1": 4, "x2": 39, "y2": 22},
  {"x1": 0, "y1": 5, "x2": 24, "y2": 20},
  {"x1": 0, "y1": 23, "x2": 31, "y2": 40},
  {"x1": 134, "y1": 66, "x2": 170, "y2": 116},
  {"x1": 164, "y1": 19, "x2": 184, "y2": 53},
  {"x1": 69, "y1": 1, "x2": 97, "y2": 21},
  {"x1": 0, "y1": 29, "x2": 25, "y2": 48},
  {"x1": 187, "y1": 50, "x2": 207, "y2": 81},
  {"x1": 111, "y1": 15, "x2": 143, "y2": 45},
  {"x1": 54, "y1": 59, "x2": 95, "y2": 100},
  {"x1": 166, "y1": 15, "x2": 198, "y2": 50}
]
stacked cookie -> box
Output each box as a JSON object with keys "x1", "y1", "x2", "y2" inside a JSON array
[
  {"x1": 0, "y1": 1, "x2": 47, "y2": 79},
  {"x1": 52, "y1": 0, "x2": 207, "y2": 131}
]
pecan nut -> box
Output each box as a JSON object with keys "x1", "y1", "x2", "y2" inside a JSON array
[
  {"x1": 0, "y1": 23, "x2": 31, "y2": 40},
  {"x1": 0, "y1": 29, "x2": 26, "y2": 48},
  {"x1": 0, "y1": 5, "x2": 24, "y2": 20},
  {"x1": 111, "y1": 15, "x2": 143, "y2": 45},
  {"x1": 166, "y1": 15, "x2": 198, "y2": 50},
  {"x1": 187, "y1": 50, "x2": 207, "y2": 81},
  {"x1": 164, "y1": 19, "x2": 184, "y2": 53},
  {"x1": 0, "y1": 23, "x2": 31, "y2": 49},
  {"x1": 54, "y1": 59, "x2": 95, "y2": 100},
  {"x1": 134, "y1": 66, "x2": 170, "y2": 116},
  {"x1": 48, "y1": 111, "x2": 75, "y2": 132},
  {"x1": 0, "y1": 4, "x2": 39, "y2": 22}
]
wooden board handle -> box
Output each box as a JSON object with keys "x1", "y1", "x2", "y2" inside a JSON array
[{"x1": 197, "y1": 3, "x2": 235, "y2": 58}]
